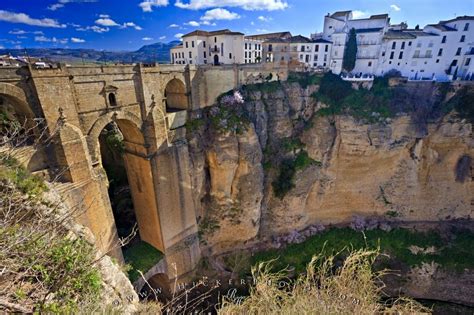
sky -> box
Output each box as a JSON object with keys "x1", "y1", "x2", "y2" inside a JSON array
[{"x1": 0, "y1": 0, "x2": 473, "y2": 51}]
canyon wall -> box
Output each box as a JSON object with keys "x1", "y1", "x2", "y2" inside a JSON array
[{"x1": 188, "y1": 80, "x2": 474, "y2": 253}]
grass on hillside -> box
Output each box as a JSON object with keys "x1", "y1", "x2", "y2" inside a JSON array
[
  {"x1": 251, "y1": 227, "x2": 474, "y2": 274},
  {"x1": 123, "y1": 240, "x2": 164, "y2": 282}
]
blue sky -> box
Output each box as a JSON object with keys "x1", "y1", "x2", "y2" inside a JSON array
[{"x1": 0, "y1": 0, "x2": 473, "y2": 51}]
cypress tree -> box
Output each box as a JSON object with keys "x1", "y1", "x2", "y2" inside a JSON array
[{"x1": 342, "y1": 28, "x2": 357, "y2": 72}]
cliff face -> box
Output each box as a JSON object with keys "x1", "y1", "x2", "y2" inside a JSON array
[{"x1": 188, "y1": 81, "x2": 473, "y2": 252}]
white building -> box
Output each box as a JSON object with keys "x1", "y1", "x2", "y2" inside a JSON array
[
  {"x1": 243, "y1": 37, "x2": 263, "y2": 64},
  {"x1": 170, "y1": 29, "x2": 244, "y2": 65},
  {"x1": 316, "y1": 11, "x2": 474, "y2": 81}
]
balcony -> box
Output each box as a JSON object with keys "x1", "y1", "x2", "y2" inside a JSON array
[{"x1": 209, "y1": 47, "x2": 220, "y2": 54}]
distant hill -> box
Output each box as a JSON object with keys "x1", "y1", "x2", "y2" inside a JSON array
[{"x1": 0, "y1": 41, "x2": 180, "y2": 65}]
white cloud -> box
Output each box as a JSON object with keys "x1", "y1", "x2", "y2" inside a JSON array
[
  {"x1": 95, "y1": 17, "x2": 119, "y2": 26},
  {"x1": 159, "y1": 35, "x2": 166, "y2": 40},
  {"x1": 352, "y1": 10, "x2": 369, "y2": 19},
  {"x1": 174, "y1": 33, "x2": 184, "y2": 40},
  {"x1": 94, "y1": 16, "x2": 142, "y2": 30},
  {"x1": 200, "y1": 20, "x2": 216, "y2": 26},
  {"x1": 176, "y1": 0, "x2": 287, "y2": 10},
  {"x1": 0, "y1": 10, "x2": 65, "y2": 28},
  {"x1": 390, "y1": 4, "x2": 401, "y2": 11},
  {"x1": 250, "y1": 21, "x2": 255, "y2": 26},
  {"x1": 48, "y1": 0, "x2": 98, "y2": 11},
  {"x1": 35, "y1": 35, "x2": 68, "y2": 44},
  {"x1": 9, "y1": 29, "x2": 27, "y2": 35},
  {"x1": 71, "y1": 37, "x2": 85, "y2": 43},
  {"x1": 33, "y1": 31, "x2": 44, "y2": 35},
  {"x1": 186, "y1": 20, "x2": 200, "y2": 27},
  {"x1": 139, "y1": 0, "x2": 169, "y2": 12},
  {"x1": 256, "y1": 28, "x2": 269, "y2": 33},
  {"x1": 76, "y1": 25, "x2": 109, "y2": 33},
  {"x1": 122, "y1": 22, "x2": 142, "y2": 30},
  {"x1": 0, "y1": 45, "x2": 4, "y2": 49},
  {"x1": 201, "y1": 8, "x2": 240, "y2": 21},
  {"x1": 258, "y1": 15, "x2": 272, "y2": 22},
  {"x1": 168, "y1": 23, "x2": 179, "y2": 28},
  {"x1": 142, "y1": 37, "x2": 153, "y2": 41}
]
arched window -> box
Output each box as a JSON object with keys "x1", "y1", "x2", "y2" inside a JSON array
[{"x1": 108, "y1": 93, "x2": 117, "y2": 107}]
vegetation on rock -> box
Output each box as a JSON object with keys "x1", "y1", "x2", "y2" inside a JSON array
[
  {"x1": 123, "y1": 241, "x2": 163, "y2": 282},
  {"x1": 0, "y1": 155, "x2": 102, "y2": 313},
  {"x1": 220, "y1": 249, "x2": 428, "y2": 314}
]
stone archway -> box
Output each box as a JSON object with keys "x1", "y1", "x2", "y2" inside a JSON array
[
  {"x1": 164, "y1": 78, "x2": 188, "y2": 112},
  {"x1": 89, "y1": 111, "x2": 165, "y2": 253},
  {"x1": 0, "y1": 83, "x2": 36, "y2": 134}
]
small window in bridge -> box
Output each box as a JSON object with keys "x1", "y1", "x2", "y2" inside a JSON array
[{"x1": 108, "y1": 93, "x2": 117, "y2": 107}]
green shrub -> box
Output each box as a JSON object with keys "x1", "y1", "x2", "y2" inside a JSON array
[
  {"x1": 185, "y1": 117, "x2": 205, "y2": 132},
  {"x1": 272, "y1": 150, "x2": 320, "y2": 199},
  {"x1": 287, "y1": 72, "x2": 322, "y2": 88},
  {"x1": 123, "y1": 241, "x2": 164, "y2": 282},
  {"x1": 0, "y1": 154, "x2": 48, "y2": 197}
]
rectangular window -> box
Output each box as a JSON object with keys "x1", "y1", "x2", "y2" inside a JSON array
[
  {"x1": 214, "y1": 37, "x2": 217, "y2": 42},
  {"x1": 325, "y1": 45, "x2": 329, "y2": 52},
  {"x1": 426, "y1": 50, "x2": 432, "y2": 58},
  {"x1": 245, "y1": 43, "x2": 247, "y2": 49},
  {"x1": 204, "y1": 51, "x2": 206, "y2": 58},
  {"x1": 245, "y1": 52, "x2": 247, "y2": 58},
  {"x1": 438, "y1": 48, "x2": 443, "y2": 56},
  {"x1": 401, "y1": 41, "x2": 405, "y2": 49},
  {"x1": 399, "y1": 51, "x2": 403, "y2": 59},
  {"x1": 368, "y1": 61, "x2": 372, "y2": 67},
  {"x1": 413, "y1": 50, "x2": 420, "y2": 58},
  {"x1": 324, "y1": 54, "x2": 327, "y2": 61},
  {"x1": 268, "y1": 44, "x2": 273, "y2": 52},
  {"x1": 392, "y1": 42, "x2": 396, "y2": 49},
  {"x1": 456, "y1": 47, "x2": 461, "y2": 56},
  {"x1": 204, "y1": 59, "x2": 207, "y2": 64},
  {"x1": 441, "y1": 36, "x2": 446, "y2": 44},
  {"x1": 408, "y1": 41, "x2": 412, "y2": 46},
  {"x1": 189, "y1": 60, "x2": 192, "y2": 64},
  {"x1": 221, "y1": 43, "x2": 224, "y2": 56},
  {"x1": 192, "y1": 41, "x2": 194, "y2": 48},
  {"x1": 315, "y1": 45, "x2": 319, "y2": 52},
  {"x1": 301, "y1": 45, "x2": 305, "y2": 52},
  {"x1": 466, "y1": 58, "x2": 471, "y2": 66},
  {"x1": 460, "y1": 35, "x2": 465, "y2": 42},
  {"x1": 416, "y1": 42, "x2": 422, "y2": 48},
  {"x1": 203, "y1": 41, "x2": 206, "y2": 48},
  {"x1": 382, "y1": 51, "x2": 385, "y2": 57},
  {"x1": 189, "y1": 51, "x2": 192, "y2": 58},
  {"x1": 185, "y1": 41, "x2": 188, "y2": 48},
  {"x1": 390, "y1": 51, "x2": 394, "y2": 59},
  {"x1": 229, "y1": 53, "x2": 232, "y2": 59},
  {"x1": 464, "y1": 23, "x2": 470, "y2": 31},
  {"x1": 314, "y1": 54, "x2": 318, "y2": 60}
]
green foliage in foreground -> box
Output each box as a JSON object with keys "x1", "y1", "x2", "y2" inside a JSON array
[
  {"x1": 123, "y1": 241, "x2": 164, "y2": 282},
  {"x1": 314, "y1": 72, "x2": 393, "y2": 122},
  {"x1": 444, "y1": 86, "x2": 474, "y2": 123},
  {"x1": 0, "y1": 154, "x2": 48, "y2": 197},
  {"x1": 252, "y1": 227, "x2": 474, "y2": 273},
  {"x1": 220, "y1": 249, "x2": 428, "y2": 314},
  {"x1": 0, "y1": 156, "x2": 101, "y2": 313}
]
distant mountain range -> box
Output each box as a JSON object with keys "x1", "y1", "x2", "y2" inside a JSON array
[{"x1": 0, "y1": 41, "x2": 180, "y2": 64}]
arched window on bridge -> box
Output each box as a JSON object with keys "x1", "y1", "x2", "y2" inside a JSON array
[
  {"x1": 164, "y1": 78, "x2": 188, "y2": 113},
  {"x1": 108, "y1": 93, "x2": 117, "y2": 107}
]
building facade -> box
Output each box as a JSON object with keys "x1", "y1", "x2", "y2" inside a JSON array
[{"x1": 170, "y1": 29, "x2": 244, "y2": 65}]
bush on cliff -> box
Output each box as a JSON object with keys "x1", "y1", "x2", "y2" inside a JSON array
[{"x1": 0, "y1": 155, "x2": 102, "y2": 313}]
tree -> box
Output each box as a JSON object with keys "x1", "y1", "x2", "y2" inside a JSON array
[{"x1": 342, "y1": 28, "x2": 357, "y2": 72}]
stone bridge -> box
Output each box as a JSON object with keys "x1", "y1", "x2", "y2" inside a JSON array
[{"x1": 0, "y1": 62, "x2": 288, "y2": 282}]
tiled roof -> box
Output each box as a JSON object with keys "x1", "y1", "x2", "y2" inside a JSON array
[
  {"x1": 312, "y1": 38, "x2": 333, "y2": 43},
  {"x1": 331, "y1": 10, "x2": 352, "y2": 18},
  {"x1": 245, "y1": 31, "x2": 292, "y2": 40},
  {"x1": 439, "y1": 15, "x2": 474, "y2": 24},
  {"x1": 383, "y1": 30, "x2": 416, "y2": 39},
  {"x1": 370, "y1": 14, "x2": 389, "y2": 20},
  {"x1": 427, "y1": 24, "x2": 457, "y2": 31},
  {"x1": 356, "y1": 27, "x2": 384, "y2": 33},
  {"x1": 288, "y1": 35, "x2": 311, "y2": 43},
  {"x1": 182, "y1": 29, "x2": 244, "y2": 37}
]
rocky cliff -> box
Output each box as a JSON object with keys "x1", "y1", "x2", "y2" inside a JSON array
[{"x1": 187, "y1": 78, "x2": 473, "y2": 253}]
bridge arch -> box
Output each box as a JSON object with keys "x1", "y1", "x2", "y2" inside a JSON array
[
  {"x1": 0, "y1": 83, "x2": 35, "y2": 130},
  {"x1": 164, "y1": 78, "x2": 188, "y2": 112},
  {"x1": 88, "y1": 110, "x2": 165, "y2": 256}
]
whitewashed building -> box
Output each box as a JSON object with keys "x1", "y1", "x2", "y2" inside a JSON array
[{"x1": 170, "y1": 29, "x2": 244, "y2": 65}]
